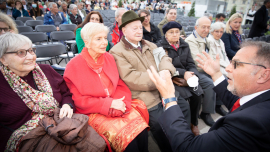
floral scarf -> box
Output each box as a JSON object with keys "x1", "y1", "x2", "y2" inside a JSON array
[
  {"x1": 231, "y1": 26, "x2": 242, "y2": 43},
  {"x1": 166, "y1": 37, "x2": 180, "y2": 51},
  {"x1": 1, "y1": 64, "x2": 59, "y2": 152}
]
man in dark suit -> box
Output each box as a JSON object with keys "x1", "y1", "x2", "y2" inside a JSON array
[
  {"x1": 248, "y1": 0, "x2": 270, "y2": 38},
  {"x1": 147, "y1": 41, "x2": 270, "y2": 152}
]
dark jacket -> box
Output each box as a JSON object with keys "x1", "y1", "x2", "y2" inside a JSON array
[
  {"x1": 156, "y1": 37, "x2": 203, "y2": 99},
  {"x1": 69, "y1": 13, "x2": 82, "y2": 25},
  {"x1": 221, "y1": 32, "x2": 240, "y2": 60},
  {"x1": 19, "y1": 108, "x2": 106, "y2": 152},
  {"x1": 143, "y1": 22, "x2": 161, "y2": 44},
  {"x1": 12, "y1": 8, "x2": 29, "y2": 19},
  {"x1": 248, "y1": 5, "x2": 269, "y2": 38},
  {"x1": 159, "y1": 80, "x2": 270, "y2": 152}
]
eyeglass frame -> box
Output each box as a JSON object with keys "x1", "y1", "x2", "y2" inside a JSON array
[
  {"x1": 4, "y1": 47, "x2": 36, "y2": 58},
  {"x1": 230, "y1": 60, "x2": 267, "y2": 69},
  {"x1": 0, "y1": 28, "x2": 10, "y2": 32}
]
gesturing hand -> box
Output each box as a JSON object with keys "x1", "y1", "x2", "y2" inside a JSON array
[
  {"x1": 110, "y1": 96, "x2": 126, "y2": 113},
  {"x1": 59, "y1": 104, "x2": 73, "y2": 118},
  {"x1": 147, "y1": 66, "x2": 175, "y2": 99}
]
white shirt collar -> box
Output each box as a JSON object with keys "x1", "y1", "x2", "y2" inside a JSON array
[
  {"x1": 194, "y1": 30, "x2": 206, "y2": 42},
  {"x1": 125, "y1": 37, "x2": 141, "y2": 48},
  {"x1": 240, "y1": 89, "x2": 270, "y2": 106}
]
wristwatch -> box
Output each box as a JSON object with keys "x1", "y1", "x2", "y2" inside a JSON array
[{"x1": 162, "y1": 97, "x2": 177, "y2": 107}]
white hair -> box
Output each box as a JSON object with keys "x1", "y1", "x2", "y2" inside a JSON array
[
  {"x1": 69, "y1": 4, "x2": 77, "y2": 11},
  {"x1": 195, "y1": 16, "x2": 211, "y2": 26},
  {"x1": 115, "y1": 8, "x2": 126, "y2": 17},
  {"x1": 81, "y1": 22, "x2": 109, "y2": 43},
  {"x1": 61, "y1": 1, "x2": 67, "y2": 6},
  {"x1": 77, "y1": 2, "x2": 84, "y2": 6},
  {"x1": 210, "y1": 22, "x2": 226, "y2": 33},
  {"x1": 48, "y1": 2, "x2": 57, "y2": 9},
  {"x1": 0, "y1": 33, "x2": 32, "y2": 62}
]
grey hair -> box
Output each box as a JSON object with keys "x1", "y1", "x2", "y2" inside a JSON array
[
  {"x1": 48, "y1": 2, "x2": 57, "y2": 9},
  {"x1": 0, "y1": 33, "x2": 32, "y2": 63},
  {"x1": 195, "y1": 16, "x2": 210, "y2": 26},
  {"x1": 210, "y1": 22, "x2": 225, "y2": 33},
  {"x1": 115, "y1": 8, "x2": 126, "y2": 17},
  {"x1": 204, "y1": 13, "x2": 213, "y2": 17},
  {"x1": 0, "y1": 12, "x2": 18, "y2": 34},
  {"x1": 241, "y1": 41, "x2": 270, "y2": 68},
  {"x1": 61, "y1": 1, "x2": 67, "y2": 6},
  {"x1": 69, "y1": 4, "x2": 77, "y2": 11},
  {"x1": 77, "y1": 2, "x2": 84, "y2": 6}
]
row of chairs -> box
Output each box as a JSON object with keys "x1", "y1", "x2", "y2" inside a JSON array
[{"x1": 17, "y1": 24, "x2": 77, "y2": 33}]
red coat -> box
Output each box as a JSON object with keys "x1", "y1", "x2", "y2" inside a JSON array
[{"x1": 64, "y1": 52, "x2": 132, "y2": 116}]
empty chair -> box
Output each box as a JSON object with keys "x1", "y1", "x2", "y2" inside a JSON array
[
  {"x1": 17, "y1": 26, "x2": 33, "y2": 33},
  {"x1": 36, "y1": 16, "x2": 44, "y2": 21},
  {"x1": 266, "y1": 35, "x2": 270, "y2": 42},
  {"x1": 20, "y1": 32, "x2": 48, "y2": 44},
  {"x1": 188, "y1": 22, "x2": 195, "y2": 26},
  {"x1": 35, "y1": 43, "x2": 66, "y2": 65},
  {"x1": 253, "y1": 37, "x2": 259, "y2": 41},
  {"x1": 16, "y1": 17, "x2": 34, "y2": 23},
  {"x1": 59, "y1": 24, "x2": 77, "y2": 31},
  {"x1": 25, "y1": 20, "x2": 43, "y2": 29},
  {"x1": 259, "y1": 36, "x2": 266, "y2": 41},
  {"x1": 35, "y1": 25, "x2": 57, "y2": 33},
  {"x1": 241, "y1": 25, "x2": 247, "y2": 29},
  {"x1": 15, "y1": 20, "x2": 24, "y2": 26},
  {"x1": 187, "y1": 26, "x2": 195, "y2": 32},
  {"x1": 245, "y1": 38, "x2": 253, "y2": 42},
  {"x1": 181, "y1": 22, "x2": 188, "y2": 26}
]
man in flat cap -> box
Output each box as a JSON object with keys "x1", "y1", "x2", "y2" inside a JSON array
[{"x1": 110, "y1": 10, "x2": 189, "y2": 152}]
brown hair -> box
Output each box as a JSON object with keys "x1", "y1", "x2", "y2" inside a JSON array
[
  {"x1": 74, "y1": 11, "x2": 103, "y2": 35},
  {"x1": 138, "y1": 9, "x2": 150, "y2": 17},
  {"x1": 7, "y1": 0, "x2": 15, "y2": 7},
  {"x1": 15, "y1": 0, "x2": 23, "y2": 10},
  {"x1": 31, "y1": 1, "x2": 41, "y2": 17}
]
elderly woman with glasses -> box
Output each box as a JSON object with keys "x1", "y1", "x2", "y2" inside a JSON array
[
  {"x1": 0, "y1": 33, "x2": 74, "y2": 152},
  {"x1": 221, "y1": 13, "x2": 243, "y2": 60},
  {"x1": 156, "y1": 21, "x2": 203, "y2": 136},
  {"x1": 64, "y1": 22, "x2": 149, "y2": 152},
  {"x1": 68, "y1": 4, "x2": 82, "y2": 25},
  {"x1": 0, "y1": 12, "x2": 18, "y2": 35},
  {"x1": 138, "y1": 9, "x2": 161, "y2": 44},
  {"x1": 208, "y1": 22, "x2": 230, "y2": 76}
]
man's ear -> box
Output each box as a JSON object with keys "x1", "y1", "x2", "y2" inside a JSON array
[
  {"x1": 194, "y1": 25, "x2": 197, "y2": 30},
  {"x1": 257, "y1": 69, "x2": 270, "y2": 84}
]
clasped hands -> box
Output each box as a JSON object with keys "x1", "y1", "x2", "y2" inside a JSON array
[{"x1": 110, "y1": 96, "x2": 129, "y2": 117}]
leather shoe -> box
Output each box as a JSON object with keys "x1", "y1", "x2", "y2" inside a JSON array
[
  {"x1": 215, "y1": 106, "x2": 228, "y2": 116},
  {"x1": 191, "y1": 124, "x2": 200, "y2": 136},
  {"x1": 200, "y1": 113, "x2": 215, "y2": 127}
]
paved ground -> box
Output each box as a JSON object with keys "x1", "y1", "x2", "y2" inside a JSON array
[{"x1": 53, "y1": 61, "x2": 228, "y2": 152}]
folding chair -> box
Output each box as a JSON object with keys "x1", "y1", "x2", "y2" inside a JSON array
[
  {"x1": 35, "y1": 25, "x2": 57, "y2": 33},
  {"x1": 25, "y1": 20, "x2": 43, "y2": 30},
  {"x1": 17, "y1": 26, "x2": 33, "y2": 33},
  {"x1": 36, "y1": 16, "x2": 44, "y2": 21},
  {"x1": 20, "y1": 32, "x2": 48, "y2": 44},
  {"x1": 16, "y1": 17, "x2": 34, "y2": 23},
  {"x1": 59, "y1": 24, "x2": 77, "y2": 31},
  {"x1": 15, "y1": 20, "x2": 24, "y2": 26}
]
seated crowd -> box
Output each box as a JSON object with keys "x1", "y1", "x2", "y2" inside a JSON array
[{"x1": 1, "y1": 0, "x2": 270, "y2": 151}]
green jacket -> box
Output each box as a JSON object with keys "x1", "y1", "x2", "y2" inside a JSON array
[
  {"x1": 76, "y1": 28, "x2": 110, "y2": 53},
  {"x1": 157, "y1": 18, "x2": 186, "y2": 37}
]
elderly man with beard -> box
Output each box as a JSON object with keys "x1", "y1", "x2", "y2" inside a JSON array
[{"x1": 110, "y1": 10, "x2": 191, "y2": 152}]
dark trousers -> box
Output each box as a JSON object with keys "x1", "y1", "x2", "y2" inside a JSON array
[
  {"x1": 245, "y1": 20, "x2": 253, "y2": 25},
  {"x1": 124, "y1": 129, "x2": 148, "y2": 152},
  {"x1": 189, "y1": 93, "x2": 202, "y2": 126}
]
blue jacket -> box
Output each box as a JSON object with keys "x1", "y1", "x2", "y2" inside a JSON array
[
  {"x1": 44, "y1": 11, "x2": 67, "y2": 26},
  {"x1": 221, "y1": 32, "x2": 240, "y2": 60},
  {"x1": 12, "y1": 8, "x2": 29, "y2": 19}
]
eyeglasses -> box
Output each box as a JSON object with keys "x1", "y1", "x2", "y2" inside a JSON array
[
  {"x1": 198, "y1": 26, "x2": 210, "y2": 30},
  {"x1": 230, "y1": 60, "x2": 267, "y2": 69},
  {"x1": 0, "y1": 28, "x2": 10, "y2": 32},
  {"x1": 5, "y1": 48, "x2": 36, "y2": 58}
]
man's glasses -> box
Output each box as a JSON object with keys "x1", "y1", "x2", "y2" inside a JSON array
[
  {"x1": 0, "y1": 28, "x2": 10, "y2": 32},
  {"x1": 5, "y1": 48, "x2": 36, "y2": 58},
  {"x1": 230, "y1": 60, "x2": 267, "y2": 69}
]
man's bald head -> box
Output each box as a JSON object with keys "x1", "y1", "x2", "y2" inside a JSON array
[{"x1": 194, "y1": 16, "x2": 211, "y2": 38}]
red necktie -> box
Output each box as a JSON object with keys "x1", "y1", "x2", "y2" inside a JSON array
[{"x1": 231, "y1": 98, "x2": 241, "y2": 112}]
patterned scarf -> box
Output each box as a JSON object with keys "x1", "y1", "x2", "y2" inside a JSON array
[
  {"x1": 1, "y1": 64, "x2": 59, "y2": 152},
  {"x1": 166, "y1": 37, "x2": 180, "y2": 51},
  {"x1": 232, "y1": 28, "x2": 242, "y2": 43}
]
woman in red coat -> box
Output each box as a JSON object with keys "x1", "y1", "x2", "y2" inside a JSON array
[{"x1": 64, "y1": 22, "x2": 149, "y2": 152}]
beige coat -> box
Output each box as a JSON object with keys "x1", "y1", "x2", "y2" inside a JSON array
[
  {"x1": 185, "y1": 31, "x2": 212, "y2": 72},
  {"x1": 208, "y1": 34, "x2": 230, "y2": 76},
  {"x1": 158, "y1": 18, "x2": 186, "y2": 37},
  {"x1": 110, "y1": 37, "x2": 176, "y2": 109}
]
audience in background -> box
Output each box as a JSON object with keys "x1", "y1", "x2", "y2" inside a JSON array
[
  {"x1": 0, "y1": 0, "x2": 10, "y2": 15},
  {"x1": 158, "y1": 8, "x2": 186, "y2": 38},
  {"x1": 77, "y1": 2, "x2": 86, "y2": 19},
  {"x1": 86, "y1": 5, "x2": 91, "y2": 14},
  {"x1": 185, "y1": 17, "x2": 227, "y2": 127},
  {"x1": 215, "y1": 13, "x2": 226, "y2": 23},
  {"x1": 245, "y1": 5, "x2": 256, "y2": 25},
  {"x1": 30, "y1": 1, "x2": 44, "y2": 20},
  {"x1": 248, "y1": 0, "x2": 270, "y2": 38},
  {"x1": 208, "y1": 22, "x2": 230, "y2": 76},
  {"x1": 94, "y1": 3, "x2": 100, "y2": 10},
  {"x1": 221, "y1": 13, "x2": 243, "y2": 60},
  {"x1": 108, "y1": 8, "x2": 126, "y2": 47},
  {"x1": 0, "y1": 12, "x2": 18, "y2": 35},
  {"x1": 138, "y1": 9, "x2": 161, "y2": 44},
  {"x1": 204, "y1": 13, "x2": 213, "y2": 23},
  {"x1": 6, "y1": 0, "x2": 14, "y2": 16},
  {"x1": 68, "y1": 4, "x2": 82, "y2": 25},
  {"x1": 12, "y1": 0, "x2": 29, "y2": 19},
  {"x1": 44, "y1": 2, "x2": 67, "y2": 31},
  {"x1": 59, "y1": 1, "x2": 68, "y2": 20}
]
